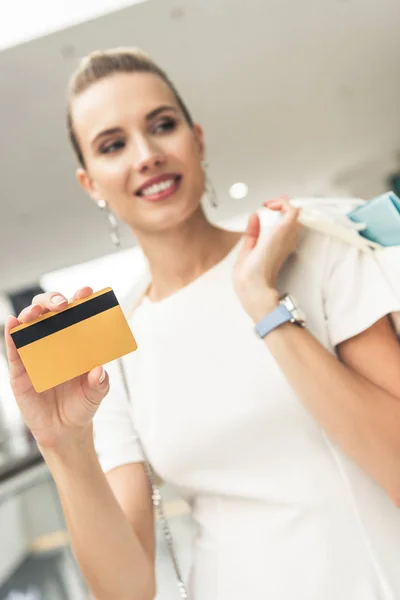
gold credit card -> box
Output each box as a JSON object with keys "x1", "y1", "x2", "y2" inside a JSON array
[{"x1": 10, "y1": 287, "x2": 137, "y2": 393}]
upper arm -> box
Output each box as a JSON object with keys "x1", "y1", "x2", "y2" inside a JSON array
[
  {"x1": 106, "y1": 462, "x2": 155, "y2": 564},
  {"x1": 322, "y1": 239, "x2": 400, "y2": 395},
  {"x1": 337, "y1": 316, "x2": 400, "y2": 398}
]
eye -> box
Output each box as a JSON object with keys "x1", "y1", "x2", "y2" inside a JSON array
[
  {"x1": 152, "y1": 118, "x2": 177, "y2": 135},
  {"x1": 100, "y1": 139, "x2": 126, "y2": 154}
]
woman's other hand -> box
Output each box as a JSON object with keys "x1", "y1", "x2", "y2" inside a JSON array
[{"x1": 233, "y1": 196, "x2": 300, "y2": 322}]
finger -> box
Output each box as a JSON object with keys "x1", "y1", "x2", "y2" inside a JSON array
[
  {"x1": 264, "y1": 202, "x2": 284, "y2": 212},
  {"x1": 263, "y1": 200, "x2": 291, "y2": 213},
  {"x1": 71, "y1": 286, "x2": 93, "y2": 303},
  {"x1": 18, "y1": 291, "x2": 69, "y2": 323},
  {"x1": 274, "y1": 207, "x2": 300, "y2": 240},
  {"x1": 265, "y1": 194, "x2": 289, "y2": 204},
  {"x1": 18, "y1": 303, "x2": 46, "y2": 323},
  {"x1": 242, "y1": 213, "x2": 261, "y2": 251},
  {"x1": 32, "y1": 292, "x2": 68, "y2": 312},
  {"x1": 4, "y1": 316, "x2": 26, "y2": 379},
  {"x1": 280, "y1": 206, "x2": 300, "y2": 225},
  {"x1": 263, "y1": 195, "x2": 290, "y2": 208},
  {"x1": 265, "y1": 200, "x2": 299, "y2": 223}
]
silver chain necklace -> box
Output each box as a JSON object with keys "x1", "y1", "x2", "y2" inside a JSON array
[{"x1": 117, "y1": 359, "x2": 189, "y2": 599}]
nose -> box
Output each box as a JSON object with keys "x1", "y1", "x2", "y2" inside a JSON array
[
  {"x1": 133, "y1": 137, "x2": 166, "y2": 174},
  {"x1": 137, "y1": 154, "x2": 166, "y2": 174}
]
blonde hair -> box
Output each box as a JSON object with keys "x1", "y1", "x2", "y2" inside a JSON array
[{"x1": 67, "y1": 47, "x2": 194, "y2": 166}]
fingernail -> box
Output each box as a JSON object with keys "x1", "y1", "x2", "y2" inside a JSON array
[
  {"x1": 51, "y1": 295, "x2": 66, "y2": 305},
  {"x1": 99, "y1": 369, "x2": 106, "y2": 384}
]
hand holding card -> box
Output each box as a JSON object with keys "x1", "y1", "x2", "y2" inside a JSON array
[{"x1": 10, "y1": 287, "x2": 137, "y2": 393}]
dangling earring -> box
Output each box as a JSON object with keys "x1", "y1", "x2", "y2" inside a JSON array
[
  {"x1": 97, "y1": 200, "x2": 121, "y2": 247},
  {"x1": 201, "y1": 160, "x2": 218, "y2": 208}
]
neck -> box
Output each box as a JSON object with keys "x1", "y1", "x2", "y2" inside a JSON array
[{"x1": 133, "y1": 208, "x2": 241, "y2": 301}]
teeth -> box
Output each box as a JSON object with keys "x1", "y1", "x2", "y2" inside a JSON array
[{"x1": 142, "y1": 179, "x2": 175, "y2": 196}]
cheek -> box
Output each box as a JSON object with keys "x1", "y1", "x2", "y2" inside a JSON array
[
  {"x1": 93, "y1": 159, "x2": 130, "y2": 194},
  {"x1": 173, "y1": 137, "x2": 204, "y2": 191},
  {"x1": 171, "y1": 130, "x2": 201, "y2": 167},
  {"x1": 188, "y1": 154, "x2": 205, "y2": 195}
]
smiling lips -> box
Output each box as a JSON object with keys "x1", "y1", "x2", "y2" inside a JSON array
[{"x1": 136, "y1": 174, "x2": 182, "y2": 202}]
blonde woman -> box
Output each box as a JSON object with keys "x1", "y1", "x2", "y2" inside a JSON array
[{"x1": 5, "y1": 49, "x2": 400, "y2": 600}]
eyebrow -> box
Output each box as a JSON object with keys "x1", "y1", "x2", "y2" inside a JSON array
[
  {"x1": 146, "y1": 105, "x2": 178, "y2": 121},
  {"x1": 91, "y1": 105, "x2": 178, "y2": 147}
]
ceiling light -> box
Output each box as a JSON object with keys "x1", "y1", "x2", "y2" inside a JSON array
[
  {"x1": 0, "y1": 0, "x2": 149, "y2": 52},
  {"x1": 229, "y1": 182, "x2": 249, "y2": 200}
]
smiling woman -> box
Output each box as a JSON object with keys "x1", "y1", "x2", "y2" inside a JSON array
[{"x1": 5, "y1": 46, "x2": 400, "y2": 600}]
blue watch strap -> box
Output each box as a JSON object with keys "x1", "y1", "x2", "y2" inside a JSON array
[{"x1": 255, "y1": 304, "x2": 293, "y2": 339}]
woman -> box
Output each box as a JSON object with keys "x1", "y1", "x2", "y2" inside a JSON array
[{"x1": 5, "y1": 48, "x2": 400, "y2": 600}]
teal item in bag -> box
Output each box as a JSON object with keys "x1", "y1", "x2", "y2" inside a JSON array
[{"x1": 347, "y1": 191, "x2": 400, "y2": 247}]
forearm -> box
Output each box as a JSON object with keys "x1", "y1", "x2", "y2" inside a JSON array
[
  {"x1": 41, "y1": 430, "x2": 154, "y2": 600},
  {"x1": 264, "y1": 322, "x2": 400, "y2": 500}
]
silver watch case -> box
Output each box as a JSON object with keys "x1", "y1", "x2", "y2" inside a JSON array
[{"x1": 280, "y1": 294, "x2": 306, "y2": 327}]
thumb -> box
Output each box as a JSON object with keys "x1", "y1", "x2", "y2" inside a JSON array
[
  {"x1": 82, "y1": 366, "x2": 109, "y2": 409},
  {"x1": 237, "y1": 213, "x2": 260, "y2": 261},
  {"x1": 4, "y1": 316, "x2": 26, "y2": 381}
]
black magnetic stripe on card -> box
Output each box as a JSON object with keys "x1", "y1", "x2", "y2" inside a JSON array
[{"x1": 11, "y1": 290, "x2": 118, "y2": 348}]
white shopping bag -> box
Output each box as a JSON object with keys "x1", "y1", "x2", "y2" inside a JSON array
[{"x1": 290, "y1": 197, "x2": 400, "y2": 335}]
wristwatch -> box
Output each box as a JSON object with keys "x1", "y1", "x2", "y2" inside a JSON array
[{"x1": 255, "y1": 294, "x2": 306, "y2": 339}]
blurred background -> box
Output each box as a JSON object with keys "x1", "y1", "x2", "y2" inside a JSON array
[{"x1": 0, "y1": 0, "x2": 399, "y2": 597}]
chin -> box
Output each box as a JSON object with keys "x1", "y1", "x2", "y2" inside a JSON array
[{"x1": 134, "y1": 201, "x2": 203, "y2": 235}]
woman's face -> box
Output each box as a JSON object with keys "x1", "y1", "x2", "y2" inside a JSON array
[{"x1": 72, "y1": 72, "x2": 205, "y2": 234}]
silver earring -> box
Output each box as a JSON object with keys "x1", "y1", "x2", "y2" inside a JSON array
[
  {"x1": 202, "y1": 160, "x2": 218, "y2": 208},
  {"x1": 97, "y1": 200, "x2": 121, "y2": 247}
]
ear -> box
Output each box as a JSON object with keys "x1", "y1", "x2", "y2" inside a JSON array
[
  {"x1": 193, "y1": 124, "x2": 206, "y2": 162},
  {"x1": 76, "y1": 168, "x2": 103, "y2": 204}
]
